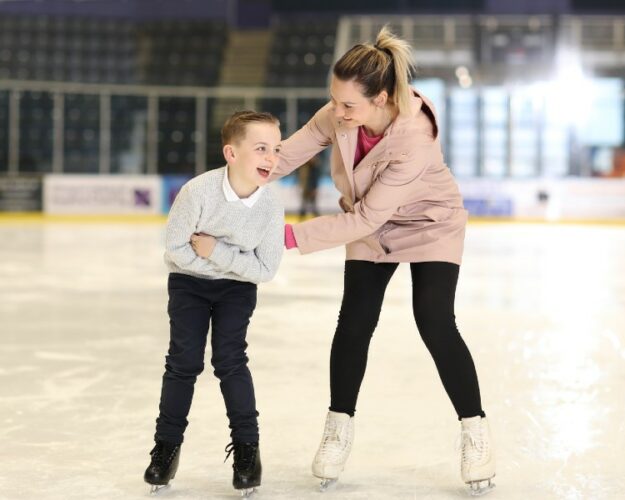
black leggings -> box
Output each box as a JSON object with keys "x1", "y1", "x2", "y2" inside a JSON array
[{"x1": 329, "y1": 260, "x2": 485, "y2": 419}]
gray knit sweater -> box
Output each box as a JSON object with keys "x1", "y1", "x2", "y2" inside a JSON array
[{"x1": 164, "y1": 167, "x2": 284, "y2": 284}]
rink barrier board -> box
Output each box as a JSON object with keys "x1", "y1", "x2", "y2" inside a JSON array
[{"x1": 1, "y1": 174, "x2": 625, "y2": 224}]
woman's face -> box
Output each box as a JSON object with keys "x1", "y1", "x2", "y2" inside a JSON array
[{"x1": 329, "y1": 76, "x2": 380, "y2": 128}]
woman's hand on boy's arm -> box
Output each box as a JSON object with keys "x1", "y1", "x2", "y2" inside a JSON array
[{"x1": 190, "y1": 232, "x2": 217, "y2": 258}]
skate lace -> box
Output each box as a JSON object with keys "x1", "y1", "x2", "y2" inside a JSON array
[
  {"x1": 319, "y1": 419, "x2": 345, "y2": 461},
  {"x1": 224, "y1": 442, "x2": 257, "y2": 471},
  {"x1": 150, "y1": 443, "x2": 175, "y2": 467},
  {"x1": 459, "y1": 427, "x2": 486, "y2": 464}
]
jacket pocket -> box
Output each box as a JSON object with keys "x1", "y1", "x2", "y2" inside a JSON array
[{"x1": 375, "y1": 222, "x2": 394, "y2": 255}]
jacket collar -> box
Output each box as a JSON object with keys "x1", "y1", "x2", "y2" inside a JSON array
[{"x1": 332, "y1": 89, "x2": 439, "y2": 199}]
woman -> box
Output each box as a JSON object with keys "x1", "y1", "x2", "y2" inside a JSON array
[{"x1": 278, "y1": 25, "x2": 495, "y2": 494}]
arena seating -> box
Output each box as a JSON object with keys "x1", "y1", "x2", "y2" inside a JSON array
[
  {"x1": 266, "y1": 18, "x2": 337, "y2": 87},
  {"x1": 139, "y1": 20, "x2": 227, "y2": 87}
]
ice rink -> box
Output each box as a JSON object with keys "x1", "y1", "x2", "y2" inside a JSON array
[{"x1": 1, "y1": 220, "x2": 624, "y2": 500}]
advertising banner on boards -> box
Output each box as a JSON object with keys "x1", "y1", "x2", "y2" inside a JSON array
[{"x1": 43, "y1": 175, "x2": 161, "y2": 215}]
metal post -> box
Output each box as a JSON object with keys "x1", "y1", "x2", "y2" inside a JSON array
[
  {"x1": 286, "y1": 93, "x2": 297, "y2": 137},
  {"x1": 335, "y1": 18, "x2": 351, "y2": 65},
  {"x1": 52, "y1": 92, "x2": 64, "y2": 174},
  {"x1": 146, "y1": 94, "x2": 158, "y2": 174},
  {"x1": 195, "y1": 96, "x2": 207, "y2": 176},
  {"x1": 99, "y1": 92, "x2": 111, "y2": 174},
  {"x1": 244, "y1": 95, "x2": 255, "y2": 110},
  {"x1": 505, "y1": 91, "x2": 512, "y2": 177},
  {"x1": 401, "y1": 17, "x2": 413, "y2": 45},
  {"x1": 476, "y1": 90, "x2": 484, "y2": 177},
  {"x1": 536, "y1": 96, "x2": 544, "y2": 177},
  {"x1": 615, "y1": 19, "x2": 625, "y2": 50},
  {"x1": 363, "y1": 17, "x2": 373, "y2": 43},
  {"x1": 8, "y1": 90, "x2": 20, "y2": 175},
  {"x1": 444, "y1": 17, "x2": 455, "y2": 50}
]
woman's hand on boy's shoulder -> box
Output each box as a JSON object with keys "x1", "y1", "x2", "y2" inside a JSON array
[{"x1": 190, "y1": 232, "x2": 217, "y2": 258}]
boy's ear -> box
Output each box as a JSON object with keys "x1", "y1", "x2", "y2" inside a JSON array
[{"x1": 223, "y1": 144, "x2": 235, "y2": 163}]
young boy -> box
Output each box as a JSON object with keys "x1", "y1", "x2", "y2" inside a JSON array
[{"x1": 144, "y1": 111, "x2": 284, "y2": 496}]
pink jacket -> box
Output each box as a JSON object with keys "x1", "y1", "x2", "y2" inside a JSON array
[{"x1": 273, "y1": 89, "x2": 468, "y2": 265}]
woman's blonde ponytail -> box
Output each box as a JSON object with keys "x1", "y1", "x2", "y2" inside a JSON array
[{"x1": 373, "y1": 25, "x2": 415, "y2": 115}]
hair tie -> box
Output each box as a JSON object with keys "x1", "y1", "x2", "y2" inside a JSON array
[{"x1": 374, "y1": 43, "x2": 392, "y2": 57}]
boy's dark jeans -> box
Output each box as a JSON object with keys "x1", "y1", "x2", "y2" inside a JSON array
[{"x1": 155, "y1": 273, "x2": 259, "y2": 445}]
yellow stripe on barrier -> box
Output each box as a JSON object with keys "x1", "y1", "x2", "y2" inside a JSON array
[
  {"x1": 287, "y1": 215, "x2": 625, "y2": 226},
  {"x1": 0, "y1": 213, "x2": 624, "y2": 226},
  {"x1": 465, "y1": 217, "x2": 625, "y2": 226},
  {"x1": 0, "y1": 213, "x2": 168, "y2": 224}
]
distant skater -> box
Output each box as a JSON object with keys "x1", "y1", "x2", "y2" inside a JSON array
[{"x1": 298, "y1": 154, "x2": 322, "y2": 219}]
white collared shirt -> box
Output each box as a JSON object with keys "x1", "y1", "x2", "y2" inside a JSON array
[{"x1": 222, "y1": 165, "x2": 264, "y2": 208}]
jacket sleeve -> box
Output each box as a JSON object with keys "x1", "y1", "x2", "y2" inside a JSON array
[
  {"x1": 270, "y1": 102, "x2": 335, "y2": 181},
  {"x1": 208, "y1": 206, "x2": 285, "y2": 284},
  {"x1": 292, "y1": 142, "x2": 434, "y2": 254},
  {"x1": 164, "y1": 183, "x2": 220, "y2": 275}
]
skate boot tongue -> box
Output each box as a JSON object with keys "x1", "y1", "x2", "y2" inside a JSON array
[
  {"x1": 461, "y1": 417, "x2": 486, "y2": 454},
  {"x1": 328, "y1": 411, "x2": 351, "y2": 423},
  {"x1": 150, "y1": 441, "x2": 179, "y2": 467},
  {"x1": 236, "y1": 443, "x2": 258, "y2": 471},
  {"x1": 326, "y1": 411, "x2": 351, "y2": 438},
  {"x1": 224, "y1": 442, "x2": 259, "y2": 472},
  {"x1": 462, "y1": 416, "x2": 482, "y2": 428}
]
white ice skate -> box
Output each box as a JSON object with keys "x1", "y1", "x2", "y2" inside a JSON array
[
  {"x1": 311, "y1": 411, "x2": 354, "y2": 491},
  {"x1": 460, "y1": 416, "x2": 496, "y2": 496}
]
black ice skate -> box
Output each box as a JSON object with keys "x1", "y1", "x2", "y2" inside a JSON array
[
  {"x1": 144, "y1": 441, "x2": 181, "y2": 494},
  {"x1": 224, "y1": 441, "x2": 262, "y2": 498}
]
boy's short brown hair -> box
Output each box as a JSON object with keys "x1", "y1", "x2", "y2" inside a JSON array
[{"x1": 221, "y1": 110, "x2": 280, "y2": 147}]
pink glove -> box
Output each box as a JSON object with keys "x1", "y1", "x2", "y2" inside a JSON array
[{"x1": 284, "y1": 224, "x2": 298, "y2": 249}]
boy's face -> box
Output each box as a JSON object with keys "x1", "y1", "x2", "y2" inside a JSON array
[{"x1": 224, "y1": 122, "x2": 282, "y2": 187}]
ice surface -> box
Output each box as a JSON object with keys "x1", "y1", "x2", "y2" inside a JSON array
[{"x1": 1, "y1": 222, "x2": 624, "y2": 499}]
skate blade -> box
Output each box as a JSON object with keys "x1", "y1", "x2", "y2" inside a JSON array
[
  {"x1": 149, "y1": 483, "x2": 171, "y2": 495},
  {"x1": 468, "y1": 478, "x2": 495, "y2": 496},
  {"x1": 239, "y1": 487, "x2": 256, "y2": 498},
  {"x1": 319, "y1": 478, "x2": 338, "y2": 492}
]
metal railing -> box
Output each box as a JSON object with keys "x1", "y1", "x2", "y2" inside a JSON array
[
  {"x1": 0, "y1": 79, "x2": 329, "y2": 176},
  {"x1": 336, "y1": 14, "x2": 625, "y2": 69}
]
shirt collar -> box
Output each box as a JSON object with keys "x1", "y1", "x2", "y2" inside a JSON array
[{"x1": 222, "y1": 165, "x2": 264, "y2": 208}]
